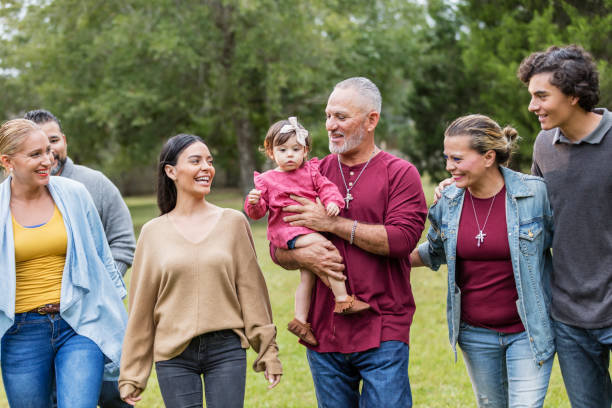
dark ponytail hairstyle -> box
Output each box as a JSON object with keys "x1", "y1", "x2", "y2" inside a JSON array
[{"x1": 157, "y1": 133, "x2": 206, "y2": 215}]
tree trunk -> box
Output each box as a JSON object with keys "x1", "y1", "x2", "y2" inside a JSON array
[{"x1": 234, "y1": 114, "x2": 257, "y2": 195}]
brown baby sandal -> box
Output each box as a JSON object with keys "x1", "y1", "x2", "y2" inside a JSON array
[
  {"x1": 334, "y1": 295, "x2": 371, "y2": 315},
  {"x1": 287, "y1": 318, "x2": 318, "y2": 346}
]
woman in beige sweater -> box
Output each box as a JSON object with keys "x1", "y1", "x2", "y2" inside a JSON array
[{"x1": 119, "y1": 134, "x2": 282, "y2": 407}]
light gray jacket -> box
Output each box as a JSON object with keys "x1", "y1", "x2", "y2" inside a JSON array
[{"x1": 62, "y1": 157, "x2": 135, "y2": 275}]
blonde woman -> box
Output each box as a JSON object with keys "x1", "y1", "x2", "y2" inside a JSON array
[{"x1": 0, "y1": 119, "x2": 127, "y2": 407}]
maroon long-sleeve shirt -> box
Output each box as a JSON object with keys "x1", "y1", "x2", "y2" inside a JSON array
[{"x1": 272, "y1": 151, "x2": 427, "y2": 353}]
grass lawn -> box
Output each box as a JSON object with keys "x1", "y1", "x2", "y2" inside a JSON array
[{"x1": 0, "y1": 187, "x2": 575, "y2": 407}]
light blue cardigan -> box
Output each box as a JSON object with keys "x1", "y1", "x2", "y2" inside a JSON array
[{"x1": 0, "y1": 176, "x2": 128, "y2": 379}]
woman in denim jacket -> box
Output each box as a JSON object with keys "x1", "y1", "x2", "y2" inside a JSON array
[
  {"x1": 0, "y1": 119, "x2": 127, "y2": 407},
  {"x1": 410, "y1": 114, "x2": 555, "y2": 408}
]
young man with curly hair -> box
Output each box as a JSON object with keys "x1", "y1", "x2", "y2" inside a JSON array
[{"x1": 518, "y1": 45, "x2": 612, "y2": 408}]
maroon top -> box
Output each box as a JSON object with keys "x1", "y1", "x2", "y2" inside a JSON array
[
  {"x1": 456, "y1": 186, "x2": 524, "y2": 333},
  {"x1": 271, "y1": 151, "x2": 427, "y2": 352}
]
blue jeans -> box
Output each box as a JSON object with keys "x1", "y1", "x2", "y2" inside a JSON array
[
  {"x1": 50, "y1": 378, "x2": 132, "y2": 408},
  {"x1": 306, "y1": 341, "x2": 411, "y2": 408},
  {"x1": 458, "y1": 323, "x2": 553, "y2": 408},
  {"x1": 1, "y1": 312, "x2": 105, "y2": 408},
  {"x1": 553, "y1": 319, "x2": 612, "y2": 408},
  {"x1": 155, "y1": 330, "x2": 247, "y2": 408}
]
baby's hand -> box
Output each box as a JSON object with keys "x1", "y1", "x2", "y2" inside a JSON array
[
  {"x1": 248, "y1": 189, "x2": 262, "y2": 205},
  {"x1": 326, "y1": 202, "x2": 340, "y2": 216}
]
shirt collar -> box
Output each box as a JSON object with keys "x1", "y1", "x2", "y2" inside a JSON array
[{"x1": 553, "y1": 108, "x2": 612, "y2": 145}]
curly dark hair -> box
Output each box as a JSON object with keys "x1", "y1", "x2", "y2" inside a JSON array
[{"x1": 517, "y1": 45, "x2": 599, "y2": 112}]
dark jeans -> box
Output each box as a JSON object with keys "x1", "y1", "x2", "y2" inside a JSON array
[
  {"x1": 306, "y1": 340, "x2": 411, "y2": 408},
  {"x1": 554, "y1": 319, "x2": 612, "y2": 408},
  {"x1": 99, "y1": 380, "x2": 133, "y2": 407},
  {"x1": 155, "y1": 330, "x2": 246, "y2": 408}
]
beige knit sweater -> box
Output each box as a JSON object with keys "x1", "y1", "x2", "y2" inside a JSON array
[{"x1": 118, "y1": 208, "x2": 281, "y2": 398}]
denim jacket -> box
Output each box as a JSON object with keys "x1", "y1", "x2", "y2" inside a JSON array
[
  {"x1": 418, "y1": 167, "x2": 555, "y2": 364},
  {"x1": 0, "y1": 176, "x2": 128, "y2": 379}
]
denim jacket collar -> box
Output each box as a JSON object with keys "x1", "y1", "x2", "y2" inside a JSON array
[{"x1": 442, "y1": 166, "x2": 534, "y2": 201}]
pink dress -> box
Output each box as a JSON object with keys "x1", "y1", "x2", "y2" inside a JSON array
[{"x1": 244, "y1": 158, "x2": 344, "y2": 249}]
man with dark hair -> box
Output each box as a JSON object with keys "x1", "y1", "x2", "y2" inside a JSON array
[
  {"x1": 518, "y1": 45, "x2": 612, "y2": 408},
  {"x1": 272, "y1": 77, "x2": 427, "y2": 407},
  {"x1": 25, "y1": 109, "x2": 136, "y2": 408}
]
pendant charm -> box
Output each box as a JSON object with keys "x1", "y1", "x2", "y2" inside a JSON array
[
  {"x1": 344, "y1": 193, "x2": 353, "y2": 209},
  {"x1": 475, "y1": 230, "x2": 486, "y2": 247}
]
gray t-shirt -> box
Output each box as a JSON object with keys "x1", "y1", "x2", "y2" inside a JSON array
[{"x1": 532, "y1": 108, "x2": 612, "y2": 329}]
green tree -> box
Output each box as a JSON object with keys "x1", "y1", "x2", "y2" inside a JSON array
[
  {"x1": 403, "y1": 0, "x2": 612, "y2": 177},
  {"x1": 0, "y1": 0, "x2": 428, "y2": 192}
]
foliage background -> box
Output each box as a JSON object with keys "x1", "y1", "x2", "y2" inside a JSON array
[
  {"x1": 1, "y1": 0, "x2": 611, "y2": 192},
  {"x1": 0, "y1": 2, "x2": 610, "y2": 405}
]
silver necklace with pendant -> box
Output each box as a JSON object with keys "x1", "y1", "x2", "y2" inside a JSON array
[
  {"x1": 337, "y1": 150, "x2": 376, "y2": 210},
  {"x1": 469, "y1": 191, "x2": 496, "y2": 247}
]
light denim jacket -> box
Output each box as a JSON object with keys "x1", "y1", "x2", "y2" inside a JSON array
[
  {"x1": 418, "y1": 167, "x2": 555, "y2": 364},
  {"x1": 0, "y1": 176, "x2": 127, "y2": 379}
]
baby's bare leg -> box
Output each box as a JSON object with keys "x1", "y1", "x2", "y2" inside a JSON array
[
  {"x1": 293, "y1": 233, "x2": 349, "y2": 302},
  {"x1": 295, "y1": 269, "x2": 314, "y2": 323}
]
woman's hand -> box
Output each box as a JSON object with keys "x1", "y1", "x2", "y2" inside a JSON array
[
  {"x1": 264, "y1": 370, "x2": 281, "y2": 389},
  {"x1": 433, "y1": 178, "x2": 454, "y2": 203},
  {"x1": 409, "y1": 248, "x2": 424, "y2": 268},
  {"x1": 121, "y1": 390, "x2": 142, "y2": 406}
]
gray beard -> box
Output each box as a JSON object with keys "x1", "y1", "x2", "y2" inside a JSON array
[
  {"x1": 50, "y1": 158, "x2": 66, "y2": 176},
  {"x1": 328, "y1": 126, "x2": 366, "y2": 154}
]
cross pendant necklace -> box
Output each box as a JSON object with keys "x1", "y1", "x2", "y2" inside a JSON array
[
  {"x1": 468, "y1": 191, "x2": 496, "y2": 248},
  {"x1": 337, "y1": 150, "x2": 376, "y2": 210},
  {"x1": 343, "y1": 192, "x2": 353, "y2": 208},
  {"x1": 475, "y1": 230, "x2": 486, "y2": 247}
]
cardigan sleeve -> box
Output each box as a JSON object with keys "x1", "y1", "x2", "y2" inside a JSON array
[
  {"x1": 80, "y1": 186, "x2": 127, "y2": 299},
  {"x1": 118, "y1": 222, "x2": 162, "y2": 399},
  {"x1": 233, "y1": 214, "x2": 282, "y2": 375}
]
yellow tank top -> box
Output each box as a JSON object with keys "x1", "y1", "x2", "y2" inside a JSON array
[{"x1": 13, "y1": 205, "x2": 67, "y2": 313}]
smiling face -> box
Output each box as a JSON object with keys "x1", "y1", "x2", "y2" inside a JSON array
[
  {"x1": 39, "y1": 121, "x2": 67, "y2": 175},
  {"x1": 325, "y1": 88, "x2": 369, "y2": 155},
  {"x1": 165, "y1": 142, "x2": 215, "y2": 198},
  {"x1": 527, "y1": 72, "x2": 579, "y2": 131},
  {"x1": 443, "y1": 135, "x2": 494, "y2": 190},
  {"x1": 271, "y1": 134, "x2": 307, "y2": 172},
  {"x1": 2, "y1": 129, "x2": 53, "y2": 189}
]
